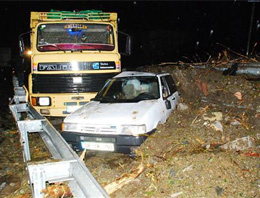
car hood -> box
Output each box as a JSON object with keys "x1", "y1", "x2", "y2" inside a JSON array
[{"x1": 64, "y1": 100, "x2": 160, "y2": 125}]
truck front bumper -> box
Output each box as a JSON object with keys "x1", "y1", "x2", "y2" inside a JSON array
[{"x1": 61, "y1": 131, "x2": 154, "y2": 154}]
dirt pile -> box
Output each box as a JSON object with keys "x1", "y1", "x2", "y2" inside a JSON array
[
  {"x1": 113, "y1": 108, "x2": 259, "y2": 197},
  {"x1": 82, "y1": 66, "x2": 260, "y2": 198},
  {"x1": 0, "y1": 65, "x2": 259, "y2": 198},
  {"x1": 0, "y1": 118, "x2": 30, "y2": 198},
  {"x1": 138, "y1": 65, "x2": 260, "y2": 129},
  {"x1": 108, "y1": 66, "x2": 260, "y2": 198}
]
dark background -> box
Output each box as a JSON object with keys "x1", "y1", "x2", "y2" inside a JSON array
[{"x1": 0, "y1": 0, "x2": 260, "y2": 67}]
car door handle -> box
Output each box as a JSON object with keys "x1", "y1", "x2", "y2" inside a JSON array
[{"x1": 172, "y1": 97, "x2": 175, "y2": 100}]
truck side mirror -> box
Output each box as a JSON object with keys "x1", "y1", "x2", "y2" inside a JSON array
[
  {"x1": 165, "y1": 99, "x2": 171, "y2": 109},
  {"x1": 118, "y1": 31, "x2": 132, "y2": 56},
  {"x1": 18, "y1": 31, "x2": 31, "y2": 57},
  {"x1": 19, "y1": 37, "x2": 25, "y2": 57},
  {"x1": 125, "y1": 35, "x2": 132, "y2": 56}
]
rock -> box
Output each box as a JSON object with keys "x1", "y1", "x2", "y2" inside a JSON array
[
  {"x1": 19, "y1": 189, "x2": 25, "y2": 194},
  {"x1": 210, "y1": 121, "x2": 223, "y2": 132},
  {"x1": 169, "y1": 169, "x2": 175, "y2": 177},
  {"x1": 220, "y1": 136, "x2": 255, "y2": 151},
  {"x1": 182, "y1": 165, "x2": 193, "y2": 173},
  {"x1": 171, "y1": 192, "x2": 183, "y2": 197},
  {"x1": 230, "y1": 119, "x2": 241, "y2": 126},
  {"x1": 215, "y1": 186, "x2": 223, "y2": 196},
  {"x1": 182, "y1": 140, "x2": 189, "y2": 145},
  {"x1": 203, "y1": 112, "x2": 223, "y2": 122},
  {"x1": 0, "y1": 182, "x2": 6, "y2": 191},
  {"x1": 177, "y1": 103, "x2": 188, "y2": 111},
  {"x1": 256, "y1": 106, "x2": 260, "y2": 113},
  {"x1": 224, "y1": 116, "x2": 241, "y2": 126}
]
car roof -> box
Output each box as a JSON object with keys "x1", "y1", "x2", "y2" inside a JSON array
[{"x1": 114, "y1": 71, "x2": 170, "y2": 78}]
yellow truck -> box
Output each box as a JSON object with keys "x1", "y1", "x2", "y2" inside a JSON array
[{"x1": 18, "y1": 10, "x2": 131, "y2": 117}]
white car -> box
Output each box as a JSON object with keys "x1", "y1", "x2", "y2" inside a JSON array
[{"x1": 61, "y1": 71, "x2": 180, "y2": 153}]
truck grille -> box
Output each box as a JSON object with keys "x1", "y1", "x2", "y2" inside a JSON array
[{"x1": 32, "y1": 73, "x2": 117, "y2": 93}]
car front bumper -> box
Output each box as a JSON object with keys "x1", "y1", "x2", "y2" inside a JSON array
[{"x1": 61, "y1": 131, "x2": 155, "y2": 154}]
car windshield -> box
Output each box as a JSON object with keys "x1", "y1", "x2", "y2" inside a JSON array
[
  {"x1": 94, "y1": 76, "x2": 160, "y2": 103},
  {"x1": 37, "y1": 23, "x2": 115, "y2": 52}
]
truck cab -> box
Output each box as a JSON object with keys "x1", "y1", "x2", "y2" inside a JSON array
[{"x1": 19, "y1": 10, "x2": 131, "y2": 117}]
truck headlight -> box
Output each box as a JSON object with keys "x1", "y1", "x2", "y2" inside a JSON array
[
  {"x1": 32, "y1": 97, "x2": 51, "y2": 106},
  {"x1": 38, "y1": 97, "x2": 51, "y2": 106},
  {"x1": 121, "y1": 125, "x2": 146, "y2": 135},
  {"x1": 62, "y1": 123, "x2": 78, "y2": 132}
]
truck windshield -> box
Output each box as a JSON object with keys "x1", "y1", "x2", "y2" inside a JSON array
[
  {"x1": 94, "y1": 76, "x2": 160, "y2": 103},
  {"x1": 37, "y1": 23, "x2": 115, "y2": 52}
]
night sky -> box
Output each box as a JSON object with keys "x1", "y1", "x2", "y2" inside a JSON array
[{"x1": 1, "y1": 1, "x2": 260, "y2": 67}]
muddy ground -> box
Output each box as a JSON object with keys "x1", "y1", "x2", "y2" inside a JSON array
[{"x1": 0, "y1": 64, "x2": 259, "y2": 198}]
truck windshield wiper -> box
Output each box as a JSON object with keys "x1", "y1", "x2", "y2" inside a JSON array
[{"x1": 38, "y1": 43, "x2": 66, "y2": 53}]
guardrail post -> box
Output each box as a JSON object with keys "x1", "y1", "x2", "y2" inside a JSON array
[
  {"x1": 17, "y1": 120, "x2": 44, "y2": 161},
  {"x1": 30, "y1": 166, "x2": 46, "y2": 198},
  {"x1": 17, "y1": 121, "x2": 31, "y2": 161}
]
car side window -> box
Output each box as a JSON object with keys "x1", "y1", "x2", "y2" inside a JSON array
[
  {"x1": 160, "y1": 77, "x2": 170, "y2": 98},
  {"x1": 165, "y1": 75, "x2": 177, "y2": 94}
]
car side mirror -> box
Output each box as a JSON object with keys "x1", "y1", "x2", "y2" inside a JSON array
[{"x1": 165, "y1": 99, "x2": 171, "y2": 109}]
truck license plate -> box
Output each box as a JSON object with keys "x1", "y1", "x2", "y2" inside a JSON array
[{"x1": 81, "y1": 142, "x2": 115, "y2": 151}]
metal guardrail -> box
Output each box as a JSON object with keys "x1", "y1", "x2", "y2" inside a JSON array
[{"x1": 9, "y1": 76, "x2": 109, "y2": 198}]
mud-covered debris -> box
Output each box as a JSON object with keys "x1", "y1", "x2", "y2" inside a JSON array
[
  {"x1": 210, "y1": 121, "x2": 223, "y2": 132},
  {"x1": 234, "y1": 91, "x2": 243, "y2": 100},
  {"x1": 177, "y1": 103, "x2": 188, "y2": 111},
  {"x1": 203, "y1": 112, "x2": 223, "y2": 122},
  {"x1": 41, "y1": 183, "x2": 73, "y2": 198},
  {"x1": 182, "y1": 165, "x2": 193, "y2": 173},
  {"x1": 0, "y1": 176, "x2": 21, "y2": 196},
  {"x1": 104, "y1": 163, "x2": 145, "y2": 195},
  {"x1": 0, "y1": 182, "x2": 6, "y2": 191},
  {"x1": 256, "y1": 105, "x2": 260, "y2": 113},
  {"x1": 220, "y1": 136, "x2": 255, "y2": 151},
  {"x1": 230, "y1": 119, "x2": 241, "y2": 126},
  {"x1": 195, "y1": 79, "x2": 209, "y2": 96},
  {"x1": 244, "y1": 151, "x2": 259, "y2": 157},
  {"x1": 191, "y1": 105, "x2": 209, "y2": 124},
  {"x1": 215, "y1": 186, "x2": 223, "y2": 196},
  {"x1": 170, "y1": 191, "x2": 183, "y2": 197},
  {"x1": 2, "y1": 62, "x2": 260, "y2": 198}
]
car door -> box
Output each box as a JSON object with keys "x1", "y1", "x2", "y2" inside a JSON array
[
  {"x1": 160, "y1": 76, "x2": 174, "y2": 119},
  {"x1": 165, "y1": 74, "x2": 179, "y2": 110}
]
